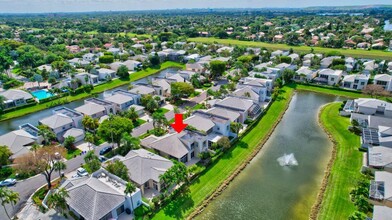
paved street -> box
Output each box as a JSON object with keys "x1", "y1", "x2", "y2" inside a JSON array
[{"x1": 0, "y1": 143, "x2": 110, "y2": 219}]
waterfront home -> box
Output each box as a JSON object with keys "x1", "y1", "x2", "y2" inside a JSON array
[
  {"x1": 74, "y1": 72, "x2": 99, "y2": 85},
  {"x1": 204, "y1": 107, "x2": 241, "y2": 123},
  {"x1": 63, "y1": 128, "x2": 85, "y2": 143},
  {"x1": 184, "y1": 113, "x2": 231, "y2": 137},
  {"x1": 350, "y1": 113, "x2": 392, "y2": 129},
  {"x1": 109, "y1": 60, "x2": 142, "y2": 71},
  {"x1": 372, "y1": 205, "x2": 392, "y2": 220},
  {"x1": 320, "y1": 56, "x2": 341, "y2": 69},
  {"x1": 294, "y1": 66, "x2": 317, "y2": 82},
  {"x1": 75, "y1": 98, "x2": 116, "y2": 119},
  {"x1": 274, "y1": 63, "x2": 297, "y2": 71},
  {"x1": 366, "y1": 146, "x2": 392, "y2": 173},
  {"x1": 363, "y1": 60, "x2": 378, "y2": 75},
  {"x1": 109, "y1": 149, "x2": 174, "y2": 196},
  {"x1": 341, "y1": 74, "x2": 369, "y2": 90},
  {"x1": 166, "y1": 73, "x2": 185, "y2": 83},
  {"x1": 0, "y1": 89, "x2": 33, "y2": 108},
  {"x1": 111, "y1": 89, "x2": 141, "y2": 105},
  {"x1": 61, "y1": 168, "x2": 142, "y2": 220},
  {"x1": 374, "y1": 74, "x2": 392, "y2": 91},
  {"x1": 361, "y1": 126, "x2": 392, "y2": 148},
  {"x1": 314, "y1": 69, "x2": 343, "y2": 86},
  {"x1": 129, "y1": 104, "x2": 145, "y2": 116},
  {"x1": 104, "y1": 93, "x2": 135, "y2": 111},
  {"x1": 238, "y1": 77, "x2": 273, "y2": 97},
  {"x1": 213, "y1": 96, "x2": 262, "y2": 121},
  {"x1": 39, "y1": 114, "x2": 76, "y2": 141},
  {"x1": 0, "y1": 129, "x2": 37, "y2": 158},
  {"x1": 369, "y1": 171, "x2": 392, "y2": 208},
  {"x1": 97, "y1": 68, "x2": 116, "y2": 80},
  {"x1": 129, "y1": 85, "x2": 156, "y2": 96},
  {"x1": 351, "y1": 98, "x2": 392, "y2": 118},
  {"x1": 177, "y1": 70, "x2": 204, "y2": 81},
  {"x1": 141, "y1": 130, "x2": 208, "y2": 164},
  {"x1": 152, "y1": 78, "x2": 171, "y2": 96},
  {"x1": 231, "y1": 86, "x2": 267, "y2": 104}
]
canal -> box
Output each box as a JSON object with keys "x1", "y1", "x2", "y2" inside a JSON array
[
  {"x1": 0, "y1": 68, "x2": 178, "y2": 135},
  {"x1": 196, "y1": 91, "x2": 342, "y2": 220}
]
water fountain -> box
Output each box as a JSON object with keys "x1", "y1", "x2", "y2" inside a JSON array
[{"x1": 277, "y1": 153, "x2": 298, "y2": 166}]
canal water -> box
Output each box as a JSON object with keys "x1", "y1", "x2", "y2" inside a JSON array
[
  {"x1": 0, "y1": 68, "x2": 178, "y2": 135},
  {"x1": 196, "y1": 91, "x2": 342, "y2": 220}
]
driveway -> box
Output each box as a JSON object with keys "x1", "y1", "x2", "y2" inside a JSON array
[{"x1": 0, "y1": 143, "x2": 110, "y2": 219}]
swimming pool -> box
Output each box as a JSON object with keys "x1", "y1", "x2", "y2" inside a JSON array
[{"x1": 31, "y1": 90, "x2": 54, "y2": 100}]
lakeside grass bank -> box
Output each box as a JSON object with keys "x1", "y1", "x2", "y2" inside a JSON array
[
  {"x1": 0, "y1": 62, "x2": 184, "y2": 122},
  {"x1": 188, "y1": 37, "x2": 392, "y2": 60},
  {"x1": 153, "y1": 86, "x2": 294, "y2": 219},
  {"x1": 315, "y1": 102, "x2": 362, "y2": 220}
]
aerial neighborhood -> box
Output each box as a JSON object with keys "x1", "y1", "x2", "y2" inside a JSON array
[{"x1": 0, "y1": 6, "x2": 391, "y2": 220}]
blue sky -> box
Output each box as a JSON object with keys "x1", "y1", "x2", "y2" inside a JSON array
[{"x1": 0, "y1": 0, "x2": 390, "y2": 13}]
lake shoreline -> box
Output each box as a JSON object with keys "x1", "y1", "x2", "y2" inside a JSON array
[{"x1": 187, "y1": 89, "x2": 295, "y2": 220}]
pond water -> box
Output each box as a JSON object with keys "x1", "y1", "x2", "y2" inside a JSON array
[
  {"x1": 384, "y1": 20, "x2": 392, "y2": 31},
  {"x1": 196, "y1": 91, "x2": 342, "y2": 220},
  {"x1": 0, "y1": 68, "x2": 178, "y2": 135}
]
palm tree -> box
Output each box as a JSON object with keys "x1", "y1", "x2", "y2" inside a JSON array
[
  {"x1": 84, "y1": 132, "x2": 95, "y2": 150},
  {"x1": 84, "y1": 150, "x2": 98, "y2": 163},
  {"x1": 124, "y1": 182, "x2": 136, "y2": 211},
  {"x1": 152, "y1": 112, "x2": 167, "y2": 132},
  {"x1": 54, "y1": 161, "x2": 67, "y2": 179},
  {"x1": 82, "y1": 116, "x2": 99, "y2": 133},
  {"x1": 0, "y1": 187, "x2": 19, "y2": 220},
  {"x1": 38, "y1": 125, "x2": 56, "y2": 145},
  {"x1": 126, "y1": 107, "x2": 139, "y2": 122},
  {"x1": 121, "y1": 133, "x2": 140, "y2": 150},
  {"x1": 230, "y1": 122, "x2": 243, "y2": 136},
  {"x1": 47, "y1": 187, "x2": 69, "y2": 215}
]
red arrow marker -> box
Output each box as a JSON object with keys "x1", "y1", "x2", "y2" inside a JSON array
[{"x1": 171, "y1": 114, "x2": 188, "y2": 133}]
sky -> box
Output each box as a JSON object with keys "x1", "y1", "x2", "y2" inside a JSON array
[{"x1": 0, "y1": 0, "x2": 390, "y2": 13}]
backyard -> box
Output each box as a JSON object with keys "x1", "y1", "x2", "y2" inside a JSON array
[
  {"x1": 317, "y1": 102, "x2": 362, "y2": 220},
  {"x1": 153, "y1": 86, "x2": 294, "y2": 219},
  {"x1": 188, "y1": 37, "x2": 392, "y2": 60}
]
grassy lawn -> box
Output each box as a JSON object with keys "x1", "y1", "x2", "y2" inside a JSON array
[
  {"x1": 289, "y1": 83, "x2": 392, "y2": 101},
  {"x1": 133, "y1": 118, "x2": 146, "y2": 127},
  {"x1": 317, "y1": 102, "x2": 362, "y2": 220},
  {"x1": 0, "y1": 62, "x2": 184, "y2": 122},
  {"x1": 85, "y1": 31, "x2": 151, "y2": 38},
  {"x1": 188, "y1": 37, "x2": 392, "y2": 60},
  {"x1": 192, "y1": 103, "x2": 204, "y2": 110},
  {"x1": 65, "y1": 148, "x2": 82, "y2": 160},
  {"x1": 153, "y1": 86, "x2": 294, "y2": 219},
  {"x1": 155, "y1": 108, "x2": 170, "y2": 114}
]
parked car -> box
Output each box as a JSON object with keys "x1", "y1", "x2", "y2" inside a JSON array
[
  {"x1": 0, "y1": 179, "x2": 16, "y2": 187},
  {"x1": 76, "y1": 168, "x2": 89, "y2": 177},
  {"x1": 99, "y1": 146, "x2": 113, "y2": 155},
  {"x1": 99, "y1": 156, "x2": 108, "y2": 162}
]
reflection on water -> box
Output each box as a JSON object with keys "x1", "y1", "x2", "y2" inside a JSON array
[{"x1": 197, "y1": 92, "x2": 342, "y2": 220}]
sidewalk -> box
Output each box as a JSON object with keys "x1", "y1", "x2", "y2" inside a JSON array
[{"x1": 17, "y1": 197, "x2": 66, "y2": 220}]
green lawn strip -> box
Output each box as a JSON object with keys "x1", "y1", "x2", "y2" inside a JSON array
[
  {"x1": 188, "y1": 38, "x2": 392, "y2": 60},
  {"x1": 0, "y1": 62, "x2": 184, "y2": 121},
  {"x1": 155, "y1": 108, "x2": 170, "y2": 114},
  {"x1": 192, "y1": 103, "x2": 203, "y2": 110},
  {"x1": 153, "y1": 86, "x2": 294, "y2": 219},
  {"x1": 65, "y1": 148, "x2": 82, "y2": 160},
  {"x1": 290, "y1": 83, "x2": 391, "y2": 101},
  {"x1": 317, "y1": 102, "x2": 362, "y2": 220}
]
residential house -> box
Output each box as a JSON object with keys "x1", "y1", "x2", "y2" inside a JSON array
[
  {"x1": 213, "y1": 96, "x2": 262, "y2": 122},
  {"x1": 320, "y1": 56, "x2": 341, "y2": 69},
  {"x1": 68, "y1": 58, "x2": 90, "y2": 67},
  {"x1": 63, "y1": 128, "x2": 85, "y2": 143},
  {"x1": 74, "y1": 73, "x2": 99, "y2": 85},
  {"x1": 374, "y1": 74, "x2": 392, "y2": 91},
  {"x1": 112, "y1": 89, "x2": 141, "y2": 105},
  {"x1": 237, "y1": 77, "x2": 273, "y2": 100},
  {"x1": 288, "y1": 53, "x2": 299, "y2": 62},
  {"x1": 367, "y1": 146, "x2": 392, "y2": 173},
  {"x1": 184, "y1": 113, "x2": 232, "y2": 137},
  {"x1": 97, "y1": 68, "x2": 116, "y2": 81},
  {"x1": 231, "y1": 86, "x2": 266, "y2": 104},
  {"x1": 0, "y1": 89, "x2": 33, "y2": 108},
  {"x1": 129, "y1": 104, "x2": 145, "y2": 116},
  {"x1": 129, "y1": 85, "x2": 156, "y2": 96},
  {"x1": 275, "y1": 63, "x2": 297, "y2": 71},
  {"x1": 152, "y1": 78, "x2": 171, "y2": 96},
  {"x1": 186, "y1": 62, "x2": 205, "y2": 73},
  {"x1": 111, "y1": 149, "x2": 174, "y2": 195},
  {"x1": 104, "y1": 93, "x2": 135, "y2": 112},
  {"x1": 75, "y1": 98, "x2": 116, "y2": 119},
  {"x1": 216, "y1": 46, "x2": 234, "y2": 54},
  {"x1": 363, "y1": 60, "x2": 378, "y2": 75},
  {"x1": 341, "y1": 74, "x2": 369, "y2": 90},
  {"x1": 351, "y1": 98, "x2": 392, "y2": 118},
  {"x1": 271, "y1": 50, "x2": 284, "y2": 57},
  {"x1": 141, "y1": 130, "x2": 208, "y2": 164},
  {"x1": 345, "y1": 57, "x2": 356, "y2": 71},
  {"x1": 361, "y1": 126, "x2": 392, "y2": 149},
  {"x1": 204, "y1": 107, "x2": 241, "y2": 123},
  {"x1": 0, "y1": 127, "x2": 38, "y2": 158},
  {"x1": 369, "y1": 171, "x2": 392, "y2": 208},
  {"x1": 61, "y1": 168, "x2": 142, "y2": 220},
  {"x1": 314, "y1": 69, "x2": 343, "y2": 85},
  {"x1": 294, "y1": 66, "x2": 317, "y2": 82},
  {"x1": 110, "y1": 60, "x2": 141, "y2": 72},
  {"x1": 82, "y1": 53, "x2": 97, "y2": 62}
]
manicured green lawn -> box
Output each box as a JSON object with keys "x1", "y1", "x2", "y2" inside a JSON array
[
  {"x1": 0, "y1": 62, "x2": 184, "y2": 122},
  {"x1": 65, "y1": 148, "x2": 82, "y2": 160},
  {"x1": 155, "y1": 108, "x2": 170, "y2": 114},
  {"x1": 317, "y1": 102, "x2": 362, "y2": 220},
  {"x1": 153, "y1": 86, "x2": 294, "y2": 219},
  {"x1": 192, "y1": 103, "x2": 203, "y2": 110},
  {"x1": 289, "y1": 83, "x2": 392, "y2": 101},
  {"x1": 134, "y1": 118, "x2": 146, "y2": 127},
  {"x1": 85, "y1": 31, "x2": 151, "y2": 38},
  {"x1": 188, "y1": 37, "x2": 392, "y2": 60}
]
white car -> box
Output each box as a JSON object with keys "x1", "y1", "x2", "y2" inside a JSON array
[
  {"x1": 0, "y1": 179, "x2": 16, "y2": 187},
  {"x1": 76, "y1": 168, "x2": 89, "y2": 177}
]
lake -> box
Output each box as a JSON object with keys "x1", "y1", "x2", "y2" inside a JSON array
[{"x1": 196, "y1": 91, "x2": 342, "y2": 220}]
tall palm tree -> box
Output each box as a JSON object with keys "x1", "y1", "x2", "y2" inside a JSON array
[
  {"x1": 126, "y1": 107, "x2": 139, "y2": 122},
  {"x1": 0, "y1": 187, "x2": 19, "y2": 220},
  {"x1": 54, "y1": 161, "x2": 67, "y2": 179},
  {"x1": 230, "y1": 122, "x2": 243, "y2": 136},
  {"x1": 84, "y1": 150, "x2": 98, "y2": 163},
  {"x1": 84, "y1": 132, "x2": 95, "y2": 150},
  {"x1": 120, "y1": 134, "x2": 140, "y2": 150},
  {"x1": 47, "y1": 187, "x2": 69, "y2": 215}
]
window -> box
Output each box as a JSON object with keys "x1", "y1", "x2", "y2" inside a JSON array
[
  {"x1": 377, "y1": 81, "x2": 387, "y2": 86},
  {"x1": 361, "y1": 82, "x2": 365, "y2": 85},
  {"x1": 116, "y1": 205, "x2": 125, "y2": 216}
]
